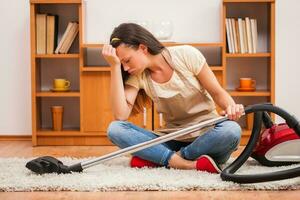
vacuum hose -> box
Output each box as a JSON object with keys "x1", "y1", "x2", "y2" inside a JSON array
[{"x1": 220, "y1": 103, "x2": 300, "y2": 183}]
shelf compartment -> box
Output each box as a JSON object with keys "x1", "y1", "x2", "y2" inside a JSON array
[
  {"x1": 35, "y1": 3, "x2": 80, "y2": 54},
  {"x1": 36, "y1": 91, "x2": 80, "y2": 97},
  {"x1": 36, "y1": 97, "x2": 80, "y2": 131},
  {"x1": 36, "y1": 58, "x2": 80, "y2": 92},
  {"x1": 35, "y1": 54, "x2": 80, "y2": 58},
  {"x1": 82, "y1": 43, "x2": 223, "y2": 67},
  {"x1": 226, "y1": 57, "x2": 270, "y2": 91},
  {"x1": 82, "y1": 47, "x2": 107, "y2": 67},
  {"x1": 224, "y1": 2, "x2": 272, "y2": 53},
  {"x1": 195, "y1": 46, "x2": 223, "y2": 66}
]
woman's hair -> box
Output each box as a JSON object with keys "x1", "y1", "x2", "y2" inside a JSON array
[{"x1": 110, "y1": 23, "x2": 165, "y2": 115}]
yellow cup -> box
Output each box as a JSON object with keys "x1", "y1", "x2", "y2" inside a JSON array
[{"x1": 53, "y1": 79, "x2": 70, "y2": 89}]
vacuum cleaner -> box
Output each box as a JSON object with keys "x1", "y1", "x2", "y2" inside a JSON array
[{"x1": 26, "y1": 103, "x2": 300, "y2": 184}]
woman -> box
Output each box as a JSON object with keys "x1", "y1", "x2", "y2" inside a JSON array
[{"x1": 102, "y1": 23, "x2": 243, "y2": 173}]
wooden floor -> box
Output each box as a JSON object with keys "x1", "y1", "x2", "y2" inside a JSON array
[{"x1": 0, "y1": 141, "x2": 299, "y2": 200}]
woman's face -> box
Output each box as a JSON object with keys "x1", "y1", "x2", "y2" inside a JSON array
[{"x1": 116, "y1": 44, "x2": 150, "y2": 75}]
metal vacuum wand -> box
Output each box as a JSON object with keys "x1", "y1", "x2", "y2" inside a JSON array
[{"x1": 79, "y1": 116, "x2": 228, "y2": 169}]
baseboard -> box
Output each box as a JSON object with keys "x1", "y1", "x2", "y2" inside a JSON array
[{"x1": 0, "y1": 135, "x2": 31, "y2": 141}]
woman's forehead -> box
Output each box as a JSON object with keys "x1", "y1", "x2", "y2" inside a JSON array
[{"x1": 116, "y1": 44, "x2": 136, "y2": 58}]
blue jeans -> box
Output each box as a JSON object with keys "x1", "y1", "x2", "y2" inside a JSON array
[{"x1": 107, "y1": 120, "x2": 241, "y2": 166}]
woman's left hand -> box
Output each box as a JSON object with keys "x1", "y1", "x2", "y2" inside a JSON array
[{"x1": 221, "y1": 104, "x2": 244, "y2": 121}]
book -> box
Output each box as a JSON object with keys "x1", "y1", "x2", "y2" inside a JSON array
[
  {"x1": 238, "y1": 18, "x2": 245, "y2": 53},
  {"x1": 225, "y1": 18, "x2": 232, "y2": 53},
  {"x1": 251, "y1": 19, "x2": 258, "y2": 53},
  {"x1": 59, "y1": 23, "x2": 76, "y2": 53},
  {"x1": 245, "y1": 17, "x2": 253, "y2": 53},
  {"x1": 54, "y1": 22, "x2": 73, "y2": 54},
  {"x1": 242, "y1": 19, "x2": 248, "y2": 53},
  {"x1": 46, "y1": 15, "x2": 59, "y2": 54},
  {"x1": 235, "y1": 19, "x2": 241, "y2": 53},
  {"x1": 36, "y1": 14, "x2": 47, "y2": 54},
  {"x1": 231, "y1": 18, "x2": 238, "y2": 53},
  {"x1": 59, "y1": 22, "x2": 79, "y2": 53}
]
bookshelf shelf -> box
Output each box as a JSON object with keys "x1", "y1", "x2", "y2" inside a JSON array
[
  {"x1": 81, "y1": 43, "x2": 224, "y2": 48},
  {"x1": 228, "y1": 90, "x2": 271, "y2": 96},
  {"x1": 36, "y1": 91, "x2": 80, "y2": 97},
  {"x1": 81, "y1": 66, "x2": 111, "y2": 72},
  {"x1": 36, "y1": 130, "x2": 88, "y2": 137},
  {"x1": 210, "y1": 66, "x2": 224, "y2": 71},
  {"x1": 226, "y1": 53, "x2": 271, "y2": 57},
  {"x1": 35, "y1": 54, "x2": 79, "y2": 58},
  {"x1": 81, "y1": 44, "x2": 103, "y2": 48},
  {"x1": 35, "y1": 54, "x2": 80, "y2": 58}
]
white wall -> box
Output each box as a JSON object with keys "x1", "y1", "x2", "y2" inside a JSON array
[
  {"x1": 0, "y1": 1, "x2": 31, "y2": 135},
  {"x1": 84, "y1": 0, "x2": 221, "y2": 43},
  {"x1": 0, "y1": 0, "x2": 299, "y2": 135},
  {"x1": 276, "y1": 0, "x2": 300, "y2": 122}
]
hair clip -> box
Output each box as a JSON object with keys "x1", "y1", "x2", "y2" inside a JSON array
[{"x1": 111, "y1": 37, "x2": 121, "y2": 42}]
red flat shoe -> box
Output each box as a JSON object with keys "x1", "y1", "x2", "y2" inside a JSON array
[
  {"x1": 196, "y1": 155, "x2": 221, "y2": 174},
  {"x1": 130, "y1": 156, "x2": 160, "y2": 168}
]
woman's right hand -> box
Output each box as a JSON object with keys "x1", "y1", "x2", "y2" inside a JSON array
[{"x1": 102, "y1": 44, "x2": 121, "y2": 67}]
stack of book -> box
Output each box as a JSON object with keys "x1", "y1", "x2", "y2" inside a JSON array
[
  {"x1": 225, "y1": 17, "x2": 258, "y2": 54},
  {"x1": 36, "y1": 13, "x2": 79, "y2": 54},
  {"x1": 54, "y1": 21, "x2": 79, "y2": 54}
]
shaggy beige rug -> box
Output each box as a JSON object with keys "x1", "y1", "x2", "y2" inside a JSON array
[{"x1": 0, "y1": 157, "x2": 299, "y2": 191}]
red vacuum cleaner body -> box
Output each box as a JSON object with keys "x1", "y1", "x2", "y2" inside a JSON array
[{"x1": 252, "y1": 123, "x2": 300, "y2": 166}]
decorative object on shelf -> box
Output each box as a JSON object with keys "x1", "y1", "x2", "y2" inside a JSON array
[
  {"x1": 236, "y1": 77, "x2": 256, "y2": 92},
  {"x1": 51, "y1": 106, "x2": 64, "y2": 131},
  {"x1": 51, "y1": 78, "x2": 70, "y2": 92},
  {"x1": 153, "y1": 20, "x2": 173, "y2": 41},
  {"x1": 130, "y1": 20, "x2": 174, "y2": 41}
]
